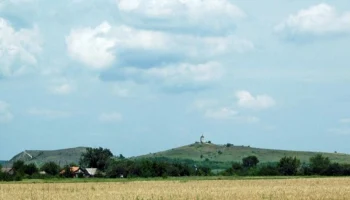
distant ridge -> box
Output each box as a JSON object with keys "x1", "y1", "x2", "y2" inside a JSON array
[
  {"x1": 136, "y1": 143, "x2": 350, "y2": 165},
  {"x1": 5, "y1": 147, "x2": 88, "y2": 167}
]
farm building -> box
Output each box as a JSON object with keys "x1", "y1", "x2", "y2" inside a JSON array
[
  {"x1": 1, "y1": 168, "x2": 14, "y2": 175},
  {"x1": 59, "y1": 167, "x2": 98, "y2": 178}
]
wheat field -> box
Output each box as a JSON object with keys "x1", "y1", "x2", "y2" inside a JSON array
[{"x1": 1, "y1": 178, "x2": 350, "y2": 200}]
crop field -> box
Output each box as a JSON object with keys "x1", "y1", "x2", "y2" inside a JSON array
[{"x1": 1, "y1": 177, "x2": 350, "y2": 200}]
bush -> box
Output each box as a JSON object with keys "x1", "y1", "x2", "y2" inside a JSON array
[
  {"x1": 278, "y1": 156, "x2": 300, "y2": 176},
  {"x1": 257, "y1": 165, "x2": 280, "y2": 176},
  {"x1": 242, "y1": 156, "x2": 259, "y2": 168}
]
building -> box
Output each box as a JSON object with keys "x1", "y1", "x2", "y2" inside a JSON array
[{"x1": 1, "y1": 168, "x2": 14, "y2": 175}]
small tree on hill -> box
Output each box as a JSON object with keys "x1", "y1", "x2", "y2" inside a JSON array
[{"x1": 242, "y1": 156, "x2": 259, "y2": 168}]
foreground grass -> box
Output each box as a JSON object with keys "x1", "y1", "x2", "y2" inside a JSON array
[
  {"x1": 11, "y1": 176, "x2": 317, "y2": 184},
  {"x1": 1, "y1": 177, "x2": 350, "y2": 200}
]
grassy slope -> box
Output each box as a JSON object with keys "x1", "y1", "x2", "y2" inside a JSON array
[
  {"x1": 137, "y1": 143, "x2": 350, "y2": 164},
  {"x1": 6, "y1": 147, "x2": 87, "y2": 167}
]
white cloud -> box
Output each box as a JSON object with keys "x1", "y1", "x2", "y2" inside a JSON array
[
  {"x1": 236, "y1": 90, "x2": 275, "y2": 110},
  {"x1": 275, "y1": 4, "x2": 350, "y2": 36},
  {"x1": 146, "y1": 62, "x2": 223, "y2": 83},
  {"x1": 99, "y1": 112, "x2": 123, "y2": 123},
  {"x1": 116, "y1": 62, "x2": 223, "y2": 88},
  {"x1": 27, "y1": 108, "x2": 70, "y2": 118},
  {"x1": 204, "y1": 107, "x2": 238, "y2": 120},
  {"x1": 67, "y1": 22, "x2": 254, "y2": 68},
  {"x1": 340, "y1": 118, "x2": 350, "y2": 124},
  {"x1": 0, "y1": 101, "x2": 14, "y2": 123},
  {"x1": 50, "y1": 83, "x2": 73, "y2": 95},
  {"x1": 0, "y1": 18, "x2": 41, "y2": 76},
  {"x1": 66, "y1": 22, "x2": 117, "y2": 69},
  {"x1": 116, "y1": 0, "x2": 245, "y2": 32}
]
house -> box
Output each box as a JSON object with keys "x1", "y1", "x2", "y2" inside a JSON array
[
  {"x1": 1, "y1": 168, "x2": 14, "y2": 175},
  {"x1": 85, "y1": 168, "x2": 98, "y2": 177},
  {"x1": 60, "y1": 166, "x2": 85, "y2": 178}
]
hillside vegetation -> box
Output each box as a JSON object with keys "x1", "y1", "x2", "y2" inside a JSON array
[
  {"x1": 137, "y1": 143, "x2": 350, "y2": 165},
  {"x1": 5, "y1": 147, "x2": 87, "y2": 167}
]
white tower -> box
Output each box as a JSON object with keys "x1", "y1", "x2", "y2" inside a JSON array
[{"x1": 200, "y1": 134, "x2": 205, "y2": 143}]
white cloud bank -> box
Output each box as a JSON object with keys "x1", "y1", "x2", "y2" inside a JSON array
[
  {"x1": 275, "y1": 4, "x2": 350, "y2": 36},
  {"x1": 114, "y1": 62, "x2": 223, "y2": 89},
  {"x1": 0, "y1": 18, "x2": 41, "y2": 76},
  {"x1": 0, "y1": 101, "x2": 14, "y2": 123},
  {"x1": 66, "y1": 22, "x2": 254, "y2": 69},
  {"x1": 236, "y1": 90, "x2": 275, "y2": 110},
  {"x1": 116, "y1": 0, "x2": 245, "y2": 32}
]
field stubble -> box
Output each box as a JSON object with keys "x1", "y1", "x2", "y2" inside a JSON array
[{"x1": 1, "y1": 177, "x2": 350, "y2": 200}]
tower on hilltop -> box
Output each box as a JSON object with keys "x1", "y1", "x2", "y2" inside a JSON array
[{"x1": 200, "y1": 134, "x2": 205, "y2": 144}]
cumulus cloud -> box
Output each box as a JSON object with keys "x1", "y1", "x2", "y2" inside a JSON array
[
  {"x1": 50, "y1": 83, "x2": 73, "y2": 95},
  {"x1": 0, "y1": 17, "x2": 41, "y2": 77},
  {"x1": 236, "y1": 90, "x2": 275, "y2": 110},
  {"x1": 275, "y1": 4, "x2": 350, "y2": 37},
  {"x1": 27, "y1": 108, "x2": 71, "y2": 118},
  {"x1": 0, "y1": 101, "x2": 14, "y2": 123},
  {"x1": 99, "y1": 112, "x2": 123, "y2": 123},
  {"x1": 66, "y1": 22, "x2": 254, "y2": 69},
  {"x1": 116, "y1": 0, "x2": 245, "y2": 33},
  {"x1": 66, "y1": 22, "x2": 117, "y2": 69}
]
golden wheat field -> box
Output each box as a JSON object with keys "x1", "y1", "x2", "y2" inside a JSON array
[{"x1": 1, "y1": 178, "x2": 350, "y2": 200}]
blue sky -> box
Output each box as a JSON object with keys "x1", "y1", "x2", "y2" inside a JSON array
[{"x1": 1, "y1": 0, "x2": 350, "y2": 160}]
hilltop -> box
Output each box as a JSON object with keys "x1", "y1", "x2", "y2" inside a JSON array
[
  {"x1": 4, "y1": 143, "x2": 350, "y2": 169},
  {"x1": 136, "y1": 143, "x2": 350, "y2": 168},
  {"x1": 5, "y1": 147, "x2": 87, "y2": 167}
]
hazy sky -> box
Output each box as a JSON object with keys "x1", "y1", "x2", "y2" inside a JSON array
[{"x1": 1, "y1": 0, "x2": 350, "y2": 160}]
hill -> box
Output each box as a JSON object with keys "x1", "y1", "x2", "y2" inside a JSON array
[
  {"x1": 5, "y1": 147, "x2": 87, "y2": 167},
  {"x1": 136, "y1": 143, "x2": 350, "y2": 169},
  {"x1": 0, "y1": 160, "x2": 7, "y2": 165}
]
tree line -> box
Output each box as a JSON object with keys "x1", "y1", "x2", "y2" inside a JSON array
[
  {"x1": 2, "y1": 147, "x2": 350, "y2": 181},
  {"x1": 221, "y1": 154, "x2": 350, "y2": 176}
]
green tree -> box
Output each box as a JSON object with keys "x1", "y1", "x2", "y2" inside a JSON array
[
  {"x1": 325, "y1": 163, "x2": 343, "y2": 176},
  {"x1": 24, "y1": 163, "x2": 39, "y2": 176},
  {"x1": 278, "y1": 156, "x2": 300, "y2": 176},
  {"x1": 40, "y1": 162, "x2": 60, "y2": 176},
  {"x1": 309, "y1": 154, "x2": 330, "y2": 175},
  {"x1": 12, "y1": 160, "x2": 25, "y2": 176},
  {"x1": 79, "y1": 147, "x2": 113, "y2": 170},
  {"x1": 242, "y1": 156, "x2": 259, "y2": 168}
]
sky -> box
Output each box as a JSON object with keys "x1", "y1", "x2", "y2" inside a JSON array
[{"x1": 1, "y1": 0, "x2": 350, "y2": 160}]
